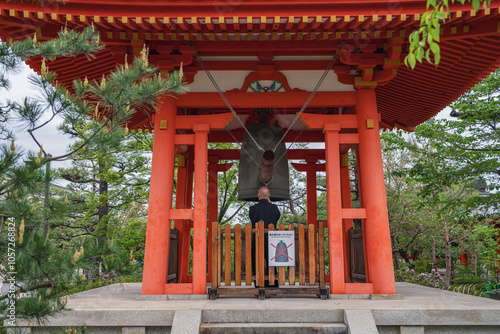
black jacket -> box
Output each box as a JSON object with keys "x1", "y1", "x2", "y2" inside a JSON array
[{"x1": 249, "y1": 199, "x2": 281, "y2": 228}]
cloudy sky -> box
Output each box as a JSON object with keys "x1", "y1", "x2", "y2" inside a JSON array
[{"x1": 1, "y1": 62, "x2": 74, "y2": 169}]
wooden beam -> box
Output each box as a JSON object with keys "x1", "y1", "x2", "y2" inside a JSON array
[{"x1": 176, "y1": 92, "x2": 357, "y2": 108}]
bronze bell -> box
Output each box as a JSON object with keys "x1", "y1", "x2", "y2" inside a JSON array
[{"x1": 238, "y1": 122, "x2": 290, "y2": 201}]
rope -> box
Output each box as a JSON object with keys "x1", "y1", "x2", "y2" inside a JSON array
[
  {"x1": 190, "y1": 43, "x2": 265, "y2": 155},
  {"x1": 190, "y1": 40, "x2": 346, "y2": 168},
  {"x1": 272, "y1": 40, "x2": 346, "y2": 154}
]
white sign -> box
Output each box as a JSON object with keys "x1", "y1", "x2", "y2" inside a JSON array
[{"x1": 268, "y1": 231, "x2": 295, "y2": 267}]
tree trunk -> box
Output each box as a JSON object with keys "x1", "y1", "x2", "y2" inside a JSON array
[
  {"x1": 471, "y1": 250, "x2": 478, "y2": 275},
  {"x1": 391, "y1": 234, "x2": 401, "y2": 271},
  {"x1": 432, "y1": 236, "x2": 437, "y2": 271},
  {"x1": 443, "y1": 222, "x2": 452, "y2": 289},
  {"x1": 95, "y1": 162, "x2": 109, "y2": 241},
  {"x1": 43, "y1": 157, "x2": 52, "y2": 239}
]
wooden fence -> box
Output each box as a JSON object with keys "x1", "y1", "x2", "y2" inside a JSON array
[
  {"x1": 349, "y1": 227, "x2": 366, "y2": 283},
  {"x1": 209, "y1": 220, "x2": 328, "y2": 299}
]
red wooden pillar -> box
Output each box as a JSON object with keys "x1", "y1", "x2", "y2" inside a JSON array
[
  {"x1": 142, "y1": 96, "x2": 177, "y2": 295},
  {"x1": 356, "y1": 89, "x2": 396, "y2": 294},
  {"x1": 193, "y1": 124, "x2": 209, "y2": 294},
  {"x1": 324, "y1": 123, "x2": 345, "y2": 294},
  {"x1": 340, "y1": 153, "x2": 353, "y2": 283},
  {"x1": 179, "y1": 149, "x2": 194, "y2": 283},
  {"x1": 174, "y1": 152, "x2": 188, "y2": 282},
  {"x1": 207, "y1": 155, "x2": 219, "y2": 284},
  {"x1": 305, "y1": 155, "x2": 319, "y2": 228}
]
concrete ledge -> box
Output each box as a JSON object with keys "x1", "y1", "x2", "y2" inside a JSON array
[
  {"x1": 344, "y1": 309, "x2": 378, "y2": 334},
  {"x1": 135, "y1": 294, "x2": 208, "y2": 301},
  {"x1": 400, "y1": 326, "x2": 424, "y2": 334},
  {"x1": 172, "y1": 310, "x2": 202, "y2": 334},
  {"x1": 12, "y1": 310, "x2": 176, "y2": 327},
  {"x1": 202, "y1": 309, "x2": 344, "y2": 323},
  {"x1": 370, "y1": 294, "x2": 404, "y2": 300},
  {"x1": 372, "y1": 309, "x2": 500, "y2": 326}
]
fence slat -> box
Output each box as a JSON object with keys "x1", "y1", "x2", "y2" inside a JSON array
[
  {"x1": 211, "y1": 221, "x2": 218, "y2": 288},
  {"x1": 258, "y1": 221, "x2": 265, "y2": 287},
  {"x1": 278, "y1": 223, "x2": 286, "y2": 285},
  {"x1": 245, "y1": 224, "x2": 252, "y2": 286},
  {"x1": 288, "y1": 224, "x2": 296, "y2": 285},
  {"x1": 299, "y1": 224, "x2": 305, "y2": 285},
  {"x1": 319, "y1": 221, "x2": 325, "y2": 288},
  {"x1": 225, "y1": 224, "x2": 231, "y2": 287},
  {"x1": 235, "y1": 224, "x2": 241, "y2": 286},
  {"x1": 308, "y1": 223, "x2": 316, "y2": 285},
  {"x1": 268, "y1": 224, "x2": 275, "y2": 286},
  {"x1": 218, "y1": 223, "x2": 221, "y2": 287}
]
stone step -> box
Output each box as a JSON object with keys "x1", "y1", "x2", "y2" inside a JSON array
[{"x1": 199, "y1": 322, "x2": 348, "y2": 334}]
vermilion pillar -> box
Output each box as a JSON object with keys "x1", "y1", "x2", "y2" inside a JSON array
[
  {"x1": 175, "y1": 152, "x2": 190, "y2": 283},
  {"x1": 193, "y1": 124, "x2": 209, "y2": 294},
  {"x1": 356, "y1": 89, "x2": 396, "y2": 294},
  {"x1": 305, "y1": 155, "x2": 319, "y2": 227},
  {"x1": 142, "y1": 96, "x2": 177, "y2": 295},
  {"x1": 340, "y1": 154, "x2": 353, "y2": 283},
  {"x1": 207, "y1": 155, "x2": 219, "y2": 284},
  {"x1": 324, "y1": 123, "x2": 345, "y2": 294}
]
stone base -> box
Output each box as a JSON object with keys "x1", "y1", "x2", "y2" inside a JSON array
[{"x1": 5, "y1": 283, "x2": 500, "y2": 334}]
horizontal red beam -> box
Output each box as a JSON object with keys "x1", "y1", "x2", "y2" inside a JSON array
[
  {"x1": 342, "y1": 208, "x2": 367, "y2": 219},
  {"x1": 176, "y1": 92, "x2": 357, "y2": 108},
  {"x1": 163, "y1": 283, "x2": 193, "y2": 294},
  {"x1": 291, "y1": 162, "x2": 326, "y2": 172},
  {"x1": 344, "y1": 283, "x2": 374, "y2": 294},
  {"x1": 170, "y1": 209, "x2": 194, "y2": 220},
  {"x1": 209, "y1": 149, "x2": 326, "y2": 160}
]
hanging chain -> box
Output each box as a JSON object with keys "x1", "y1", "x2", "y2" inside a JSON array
[
  {"x1": 272, "y1": 40, "x2": 346, "y2": 155},
  {"x1": 190, "y1": 43, "x2": 265, "y2": 155}
]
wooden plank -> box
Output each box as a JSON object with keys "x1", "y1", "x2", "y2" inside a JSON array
[
  {"x1": 258, "y1": 221, "x2": 265, "y2": 287},
  {"x1": 319, "y1": 221, "x2": 325, "y2": 288},
  {"x1": 308, "y1": 224, "x2": 316, "y2": 285},
  {"x1": 217, "y1": 223, "x2": 221, "y2": 287},
  {"x1": 235, "y1": 224, "x2": 242, "y2": 286},
  {"x1": 245, "y1": 224, "x2": 252, "y2": 286},
  {"x1": 211, "y1": 221, "x2": 218, "y2": 288},
  {"x1": 278, "y1": 223, "x2": 286, "y2": 285},
  {"x1": 224, "y1": 224, "x2": 231, "y2": 287},
  {"x1": 268, "y1": 224, "x2": 275, "y2": 286},
  {"x1": 299, "y1": 224, "x2": 306, "y2": 285},
  {"x1": 288, "y1": 224, "x2": 296, "y2": 285}
]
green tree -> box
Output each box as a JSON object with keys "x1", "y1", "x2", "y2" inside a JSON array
[
  {"x1": 0, "y1": 26, "x2": 186, "y2": 323},
  {"x1": 406, "y1": 0, "x2": 492, "y2": 68}
]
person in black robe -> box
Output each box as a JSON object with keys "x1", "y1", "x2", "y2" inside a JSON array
[{"x1": 249, "y1": 186, "x2": 280, "y2": 287}]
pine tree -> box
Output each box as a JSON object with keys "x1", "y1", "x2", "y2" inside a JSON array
[{"x1": 1, "y1": 25, "x2": 186, "y2": 323}]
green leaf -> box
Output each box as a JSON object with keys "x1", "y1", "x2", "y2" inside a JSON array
[
  {"x1": 430, "y1": 26, "x2": 440, "y2": 42},
  {"x1": 407, "y1": 53, "x2": 417, "y2": 69},
  {"x1": 471, "y1": 0, "x2": 480, "y2": 10}
]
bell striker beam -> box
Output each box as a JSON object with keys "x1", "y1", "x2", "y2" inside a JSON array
[
  {"x1": 324, "y1": 123, "x2": 345, "y2": 294},
  {"x1": 355, "y1": 89, "x2": 396, "y2": 294},
  {"x1": 193, "y1": 124, "x2": 210, "y2": 294},
  {"x1": 142, "y1": 96, "x2": 178, "y2": 295}
]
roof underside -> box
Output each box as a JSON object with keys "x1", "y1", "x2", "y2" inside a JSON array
[{"x1": 1, "y1": 0, "x2": 499, "y2": 131}]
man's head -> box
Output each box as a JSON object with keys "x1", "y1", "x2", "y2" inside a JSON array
[{"x1": 257, "y1": 186, "x2": 271, "y2": 200}]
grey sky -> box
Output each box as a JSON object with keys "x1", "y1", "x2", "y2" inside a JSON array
[{"x1": 1, "y1": 62, "x2": 73, "y2": 168}]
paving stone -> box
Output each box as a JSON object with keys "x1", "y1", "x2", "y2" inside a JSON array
[
  {"x1": 344, "y1": 310, "x2": 378, "y2": 334},
  {"x1": 171, "y1": 310, "x2": 202, "y2": 334}
]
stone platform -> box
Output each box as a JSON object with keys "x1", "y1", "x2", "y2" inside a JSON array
[{"x1": 6, "y1": 282, "x2": 500, "y2": 334}]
